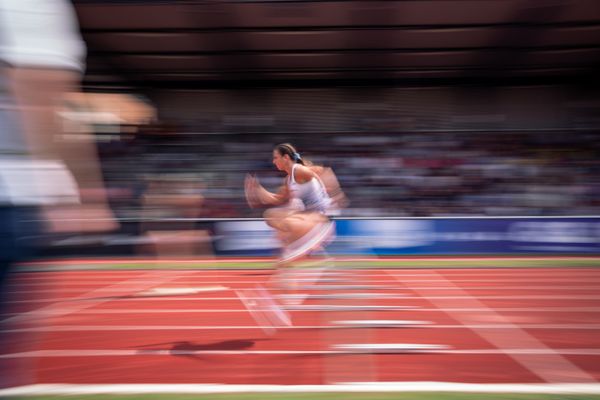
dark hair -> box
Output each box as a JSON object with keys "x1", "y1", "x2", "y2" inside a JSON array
[{"x1": 274, "y1": 143, "x2": 305, "y2": 165}]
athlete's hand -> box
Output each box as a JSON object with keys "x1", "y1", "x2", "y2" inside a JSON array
[{"x1": 244, "y1": 174, "x2": 261, "y2": 208}]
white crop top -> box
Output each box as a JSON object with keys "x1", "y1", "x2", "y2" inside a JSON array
[
  {"x1": 0, "y1": 0, "x2": 86, "y2": 72},
  {"x1": 287, "y1": 164, "x2": 331, "y2": 213}
]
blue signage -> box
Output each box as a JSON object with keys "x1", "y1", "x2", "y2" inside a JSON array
[{"x1": 214, "y1": 217, "x2": 600, "y2": 256}]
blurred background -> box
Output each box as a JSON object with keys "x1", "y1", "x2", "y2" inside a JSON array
[
  {"x1": 2, "y1": 0, "x2": 600, "y2": 257},
  {"x1": 2, "y1": 0, "x2": 600, "y2": 395},
  {"x1": 81, "y1": 0, "x2": 600, "y2": 217}
]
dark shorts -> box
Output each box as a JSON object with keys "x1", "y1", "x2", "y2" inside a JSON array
[{"x1": 0, "y1": 206, "x2": 42, "y2": 288}]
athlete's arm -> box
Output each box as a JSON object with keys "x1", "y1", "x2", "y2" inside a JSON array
[
  {"x1": 293, "y1": 164, "x2": 319, "y2": 184},
  {"x1": 310, "y1": 166, "x2": 348, "y2": 209},
  {"x1": 245, "y1": 174, "x2": 290, "y2": 207}
]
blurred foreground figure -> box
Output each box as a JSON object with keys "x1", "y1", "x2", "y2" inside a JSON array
[{"x1": 0, "y1": 0, "x2": 116, "y2": 387}]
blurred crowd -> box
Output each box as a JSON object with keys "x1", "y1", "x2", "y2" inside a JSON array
[{"x1": 98, "y1": 126, "x2": 600, "y2": 219}]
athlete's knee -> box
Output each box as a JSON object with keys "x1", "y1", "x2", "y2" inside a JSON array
[
  {"x1": 263, "y1": 209, "x2": 278, "y2": 227},
  {"x1": 264, "y1": 208, "x2": 291, "y2": 231}
]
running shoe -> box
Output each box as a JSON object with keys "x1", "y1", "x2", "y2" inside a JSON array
[
  {"x1": 236, "y1": 288, "x2": 276, "y2": 336},
  {"x1": 236, "y1": 286, "x2": 292, "y2": 335},
  {"x1": 254, "y1": 285, "x2": 292, "y2": 327}
]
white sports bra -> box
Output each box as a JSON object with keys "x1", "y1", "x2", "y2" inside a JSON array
[{"x1": 287, "y1": 164, "x2": 331, "y2": 213}]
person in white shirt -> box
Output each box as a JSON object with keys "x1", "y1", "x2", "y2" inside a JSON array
[
  {"x1": 0, "y1": 0, "x2": 116, "y2": 387},
  {"x1": 0, "y1": 0, "x2": 116, "y2": 226}
]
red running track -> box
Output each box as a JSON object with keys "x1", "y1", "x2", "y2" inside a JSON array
[{"x1": 2, "y1": 267, "x2": 600, "y2": 385}]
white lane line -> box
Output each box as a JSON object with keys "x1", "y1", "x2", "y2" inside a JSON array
[
  {"x1": 381, "y1": 279, "x2": 600, "y2": 283},
  {"x1": 2, "y1": 349, "x2": 600, "y2": 358},
  {"x1": 332, "y1": 344, "x2": 450, "y2": 352},
  {"x1": 7, "y1": 285, "x2": 600, "y2": 293},
  {"x1": 11, "y1": 272, "x2": 600, "y2": 284},
  {"x1": 7, "y1": 307, "x2": 593, "y2": 317},
  {"x1": 16, "y1": 257, "x2": 600, "y2": 266},
  {"x1": 7, "y1": 279, "x2": 600, "y2": 291},
  {"x1": 5, "y1": 288, "x2": 236, "y2": 295},
  {"x1": 7, "y1": 295, "x2": 600, "y2": 304},
  {"x1": 3, "y1": 382, "x2": 600, "y2": 395},
  {"x1": 330, "y1": 323, "x2": 600, "y2": 330},
  {"x1": 333, "y1": 320, "x2": 433, "y2": 327},
  {"x1": 1, "y1": 271, "x2": 200, "y2": 324},
  {"x1": 11, "y1": 277, "x2": 600, "y2": 285},
  {"x1": 389, "y1": 271, "x2": 598, "y2": 384},
  {"x1": 283, "y1": 305, "x2": 417, "y2": 311},
  {"x1": 364, "y1": 294, "x2": 600, "y2": 299},
  {"x1": 1, "y1": 325, "x2": 342, "y2": 332},
  {"x1": 298, "y1": 293, "x2": 401, "y2": 300},
  {"x1": 299, "y1": 285, "x2": 394, "y2": 290},
  {"x1": 137, "y1": 286, "x2": 229, "y2": 296},
  {"x1": 10, "y1": 269, "x2": 600, "y2": 280},
  {"x1": 4, "y1": 324, "x2": 600, "y2": 332},
  {"x1": 7, "y1": 307, "x2": 600, "y2": 320}
]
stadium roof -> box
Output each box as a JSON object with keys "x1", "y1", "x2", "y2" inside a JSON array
[{"x1": 74, "y1": 0, "x2": 600, "y2": 89}]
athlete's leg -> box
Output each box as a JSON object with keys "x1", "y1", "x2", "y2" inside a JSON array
[
  {"x1": 281, "y1": 212, "x2": 333, "y2": 264},
  {"x1": 272, "y1": 212, "x2": 336, "y2": 305}
]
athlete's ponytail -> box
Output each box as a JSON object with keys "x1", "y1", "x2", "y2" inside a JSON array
[{"x1": 274, "y1": 143, "x2": 307, "y2": 165}]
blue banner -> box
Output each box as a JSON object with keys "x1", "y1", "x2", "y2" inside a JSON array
[{"x1": 214, "y1": 217, "x2": 600, "y2": 256}]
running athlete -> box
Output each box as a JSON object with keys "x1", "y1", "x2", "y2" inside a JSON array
[
  {"x1": 245, "y1": 143, "x2": 345, "y2": 264},
  {"x1": 237, "y1": 143, "x2": 346, "y2": 334}
]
